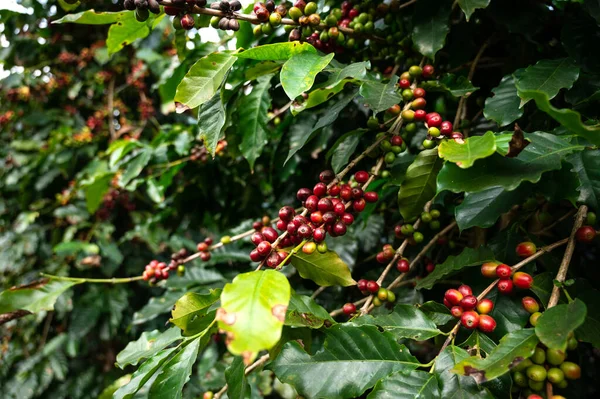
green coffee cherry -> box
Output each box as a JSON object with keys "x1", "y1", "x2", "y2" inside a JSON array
[
  {"x1": 529, "y1": 312, "x2": 542, "y2": 326},
  {"x1": 547, "y1": 368, "x2": 565, "y2": 384},
  {"x1": 528, "y1": 380, "x2": 544, "y2": 391},
  {"x1": 381, "y1": 170, "x2": 391, "y2": 178},
  {"x1": 409, "y1": 65, "x2": 422, "y2": 77},
  {"x1": 422, "y1": 139, "x2": 435, "y2": 149},
  {"x1": 385, "y1": 151, "x2": 396, "y2": 164},
  {"x1": 262, "y1": 23, "x2": 274, "y2": 35},
  {"x1": 513, "y1": 358, "x2": 533, "y2": 372},
  {"x1": 421, "y1": 212, "x2": 432, "y2": 223},
  {"x1": 305, "y1": 2, "x2": 318, "y2": 15},
  {"x1": 401, "y1": 89, "x2": 414, "y2": 101},
  {"x1": 587, "y1": 211, "x2": 597, "y2": 225},
  {"x1": 430, "y1": 209, "x2": 441, "y2": 219},
  {"x1": 429, "y1": 220, "x2": 441, "y2": 230},
  {"x1": 560, "y1": 361, "x2": 581, "y2": 380},
  {"x1": 221, "y1": 235, "x2": 232, "y2": 244},
  {"x1": 413, "y1": 232, "x2": 424, "y2": 243},
  {"x1": 367, "y1": 116, "x2": 380, "y2": 130},
  {"x1": 289, "y1": 6, "x2": 303, "y2": 21},
  {"x1": 513, "y1": 371, "x2": 528, "y2": 388},
  {"x1": 380, "y1": 140, "x2": 392, "y2": 151},
  {"x1": 326, "y1": 14, "x2": 338, "y2": 26},
  {"x1": 546, "y1": 348, "x2": 566, "y2": 366},
  {"x1": 269, "y1": 13, "x2": 282, "y2": 26},
  {"x1": 373, "y1": 297, "x2": 383, "y2": 307},
  {"x1": 317, "y1": 242, "x2": 328, "y2": 253},
  {"x1": 526, "y1": 364, "x2": 547, "y2": 382},
  {"x1": 531, "y1": 347, "x2": 546, "y2": 364},
  {"x1": 377, "y1": 288, "x2": 388, "y2": 301},
  {"x1": 428, "y1": 127, "x2": 441, "y2": 137},
  {"x1": 567, "y1": 336, "x2": 578, "y2": 350},
  {"x1": 400, "y1": 224, "x2": 414, "y2": 236},
  {"x1": 387, "y1": 290, "x2": 396, "y2": 303},
  {"x1": 177, "y1": 265, "x2": 185, "y2": 277},
  {"x1": 405, "y1": 122, "x2": 417, "y2": 133}
]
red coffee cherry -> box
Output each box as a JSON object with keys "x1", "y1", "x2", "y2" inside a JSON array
[
  {"x1": 576, "y1": 225, "x2": 596, "y2": 243},
  {"x1": 478, "y1": 315, "x2": 497, "y2": 333},
  {"x1": 333, "y1": 201, "x2": 346, "y2": 215},
  {"x1": 450, "y1": 306, "x2": 463, "y2": 318},
  {"x1": 367, "y1": 280, "x2": 380, "y2": 293},
  {"x1": 495, "y1": 264, "x2": 512, "y2": 278},
  {"x1": 460, "y1": 295, "x2": 478, "y2": 310},
  {"x1": 376, "y1": 252, "x2": 387, "y2": 264},
  {"x1": 497, "y1": 278, "x2": 513, "y2": 294},
  {"x1": 333, "y1": 221, "x2": 347, "y2": 236},
  {"x1": 305, "y1": 195, "x2": 319, "y2": 211},
  {"x1": 440, "y1": 121, "x2": 453, "y2": 136},
  {"x1": 310, "y1": 211, "x2": 323, "y2": 224},
  {"x1": 256, "y1": 241, "x2": 272, "y2": 256},
  {"x1": 516, "y1": 241, "x2": 537, "y2": 258},
  {"x1": 476, "y1": 298, "x2": 494, "y2": 314},
  {"x1": 399, "y1": 78, "x2": 411, "y2": 89},
  {"x1": 204, "y1": 237, "x2": 213, "y2": 245},
  {"x1": 443, "y1": 298, "x2": 451, "y2": 308},
  {"x1": 251, "y1": 232, "x2": 265, "y2": 246},
  {"x1": 422, "y1": 64, "x2": 435, "y2": 78},
  {"x1": 266, "y1": 252, "x2": 281, "y2": 268},
  {"x1": 352, "y1": 198, "x2": 366, "y2": 212},
  {"x1": 317, "y1": 198, "x2": 333, "y2": 212},
  {"x1": 279, "y1": 206, "x2": 295, "y2": 221},
  {"x1": 390, "y1": 135, "x2": 403, "y2": 146},
  {"x1": 297, "y1": 187, "x2": 312, "y2": 201},
  {"x1": 253, "y1": 221, "x2": 263, "y2": 230},
  {"x1": 328, "y1": 184, "x2": 341, "y2": 196},
  {"x1": 460, "y1": 311, "x2": 480, "y2": 329},
  {"x1": 521, "y1": 296, "x2": 540, "y2": 313},
  {"x1": 313, "y1": 182, "x2": 327, "y2": 197},
  {"x1": 354, "y1": 170, "x2": 369, "y2": 183},
  {"x1": 343, "y1": 302, "x2": 356, "y2": 315},
  {"x1": 426, "y1": 112, "x2": 442, "y2": 127},
  {"x1": 357, "y1": 279, "x2": 368, "y2": 292},
  {"x1": 319, "y1": 169, "x2": 335, "y2": 183},
  {"x1": 444, "y1": 289, "x2": 464, "y2": 306},
  {"x1": 426, "y1": 263, "x2": 435, "y2": 273},
  {"x1": 364, "y1": 192, "x2": 378, "y2": 203},
  {"x1": 481, "y1": 261, "x2": 500, "y2": 278},
  {"x1": 340, "y1": 186, "x2": 352, "y2": 201},
  {"x1": 181, "y1": 14, "x2": 195, "y2": 30},
  {"x1": 413, "y1": 88, "x2": 426, "y2": 98},
  {"x1": 351, "y1": 187, "x2": 364, "y2": 199},
  {"x1": 197, "y1": 242, "x2": 208, "y2": 252},
  {"x1": 457, "y1": 284, "x2": 472, "y2": 297},
  {"x1": 396, "y1": 258, "x2": 409, "y2": 273},
  {"x1": 262, "y1": 227, "x2": 278, "y2": 242},
  {"x1": 512, "y1": 271, "x2": 533, "y2": 289},
  {"x1": 313, "y1": 227, "x2": 326, "y2": 242},
  {"x1": 414, "y1": 109, "x2": 427, "y2": 121},
  {"x1": 341, "y1": 213, "x2": 354, "y2": 225},
  {"x1": 200, "y1": 252, "x2": 211, "y2": 262}
]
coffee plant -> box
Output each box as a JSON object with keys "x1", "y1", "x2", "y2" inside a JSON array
[{"x1": 1, "y1": 0, "x2": 599, "y2": 398}]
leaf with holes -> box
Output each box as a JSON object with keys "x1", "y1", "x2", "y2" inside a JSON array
[
  {"x1": 238, "y1": 74, "x2": 272, "y2": 170},
  {"x1": 535, "y1": 299, "x2": 587, "y2": 351},
  {"x1": 438, "y1": 131, "x2": 497, "y2": 168},
  {"x1": 351, "y1": 304, "x2": 441, "y2": 340},
  {"x1": 367, "y1": 369, "x2": 441, "y2": 399},
  {"x1": 290, "y1": 250, "x2": 356, "y2": 287},
  {"x1": 434, "y1": 346, "x2": 494, "y2": 399},
  {"x1": 280, "y1": 52, "x2": 335, "y2": 100},
  {"x1": 217, "y1": 270, "x2": 291, "y2": 363},
  {"x1": 398, "y1": 149, "x2": 444, "y2": 220}
]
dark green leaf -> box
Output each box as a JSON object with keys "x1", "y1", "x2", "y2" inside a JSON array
[
  {"x1": 197, "y1": 91, "x2": 226, "y2": 157},
  {"x1": 0, "y1": 279, "x2": 80, "y2": 314},
  {"x1": 367, "y1": 370, "x2": 441, "y2": 399},
  {"x1": 434, "y1": 346, "x2": 494, "y2": 399},
  {"x1": 516, "y1": 58, "x2": 580, "y2": 104},
  {"x1": 53, "y1": 10, "x2": 124, "y2": 24},
  {"x1": 245, "y1": 61, "x2": 283, "y2": 80},
  {"x1": 225, "y1": 356, "x2": 250, "y2": 399},
  {"x1": 412, "y1": 0, "x2": 452, "y2": 59},
  {"x1": 530, "y1": 272, "x2": 553, "y2": 306},
  {"x1": 487, "y1": 290, "x2": 531, "y2": 338},
  {"x1": 438, "y1": 131, "x2": 497, "y2": 169},
  {"x1": 285, "y1": 294, "x2": 334, "y2": 329},
  {"x1": 575, "y1": 289, "x2": 600, "y2": 348},
  {"x1": 116, "y1": 328, "x2": 182, "y2": 368},
  {"x1": 149, "y1": 337, "x2": 201, "y2": 399},
  {"x1": 460, "y1": 331, "x2": 498, "y2": 356},
  {"x1": 421, "y1": 73, "x2": 479, "y2": 97},
  {"x1": 83, "y1": 173, "x2": 113, "y2": 213},
  {"x1": 113, "y1": 348, "x2": 176, "y2": 399},
  {"x1": 238, "y1": 74, "x2": 272, "y2": 170},
  {"x1": 419, "y1": 301, "x2": 454, "y2": 325},
  {"x1": 290, "y1": 250, "x2": 356, "y2": 287},
  {"x1": 398, "y1": 149, "x2": 443, "y2": 220},
  {"x1": 457, "y1": 0, "x2": 491, "y2": 21},
  {"x1": 351, "y1": 304, "x2": 441, "y2": 340},
  {"x1": 119, "y1": 149, "x2": 152, "y2": 187},
  {"x1": 280, "y1": 52, "x2": 335, "y2": 100},
  {"x1": 359, "y1": 75, "x2": 402, "y2": 114},
  {"x1": 133, "y1": 290, "x2": 187, "y2": 325},
  {"x1": 483, "y1": 74, "x2": 523, "y2": 127},
  {"x1": 106, "y1": 12, "x2": 160, "y2": 56},
  {"x1": 327, "y1": 129, "x2": 366, "y2": 173},
  {"x1": 535, "y1": 299, "x2": 587, "y2": 351}
]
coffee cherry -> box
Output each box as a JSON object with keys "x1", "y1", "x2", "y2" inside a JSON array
[
  {"x1": 333, "y1": 221, "x2": 347, "y2": 236},
  {"x1": 135, "y1": 7, "x2": 150, "y2": 22},
  {"x1": 313, "y1": 227, "x2": 326, "y2": 243},
  {"x1": 443, "y1": 298, "x2": 451, "y2": 308},
  {"x1": 526, "y1": 365, "x2": 547, "y2": 382},
  {"x1": 387, "y1": 291, "x2": 396, "y2": 303},
  {"x1": 262, "y1": 227, "x2": 278, "y2": 242},
  {"x1": 377, "y1": 288, "x2": 388, "y2": 301},
  {"x1": 513, "y1": 272, "x2": 533, "y2": 289},
  {"x1": 520, "y1": 297, "x2": 539, "y2": 314},
  {"x1": 440, "y1": 121, "x2": 453, "y2": 136},
  {"x1": 322, "y1": 211, "x2": 336, "y2": 225},
  {"x1": 531, "y1": 347, "x2": 546, "y2": 364},
  {"x1": 478, "y1": 314, "x2": 496, "y2": 332},
  {"x1": 513, "y1": 371, "x2": 528, "y2": 388},
  {"x1": 367, "y1": 280, "x2": 380, "y2": 293},
  {"x1": 529, "y1": 311, "x2": 542, "y2": 326},
  {"x1": 450, "y1": 306, "x2": 463, "y2": 318},
  {"x1": 181, "y1": 14, "x2": 195, "y2": 30},
  {"x1": 265, "y1": 252, "x2": 281, "y2": 268},
  {"x1": 529, "y1": 380, "x2": 545, "y2": 391},
  {"x1": 297, "y1": 188, "x2": 312, "y2": 202},
  {"x1": 477, "y1": 298, "x2": 494, "y2": 314},
  {"x1": 305, "y1": 195, "x2": 319, "y2": 211},
  {"x1": 457, "y1": 284, "x2": 473, "y2": 297},
  {"x1": 340, "y1": 213, "x2": 353, "y2": 226},
  {"x1": 221, "y1": 236, "x2": 232, "y2": 245},
  {"x1": 200, "y1": 251, "x2": 211, "y2": 262},
  {"x1": 481, "y1": 262, "x2": 499, "y2": 278},
  {"x1": 547, "y1": 368, "x2": 565, "y2": 384},
  {"x1": 354, "y1": 170, "x2": 369, "y2": 183},
  {"x1": 496, "y1": 264, "x2": 512, "y2": 278},
  {"x1": 516, "y1": 241, "x2": 537, "y2": 258},
  {"x1": 313, "y1": 182, "x2": 328, "y2": 197},
  {"x1": 513, "y1": 358, "x2": 533, "y2": 372},
  {"x1": 372, "y1": 297, "x2": 383, "y2": 307},
  {"x1": 279, "y1": 206, "x2": 295, "y2": 221},
  {"x1": 364, "y1": 192, "x2": 378, "y2": 203},
  {"x1": 400, "y1": 224, "x2": 414, "y2": 236},
  {"x1": 376, "y1": 252, "x2": 387, "y2": 264},
  {"x1": 567, "y1": 336, "x2": 578, "y2": 350},
  {"x1": 396, "y1": 258, "x2": 409, "y2": 273},
  {"x1": 408, "y1": 65, "x2": 422, "y2": 77},
  {"x1": 250, "y1": 232, "x2": 264, "y2": 246},
  {"x1": 317, "y1": 241, "x2": 328, "y2": 253},
  {"x1": 197, "y1": 242, "x2": 208, "y2": 252},
  {"x1": 560, "y1": 361, "x2": 581, "y2": 379},
  {"x1": 317, "y1": 198, "x2": 333, "y2": 212},
  {"x1": 357, "y1": 279, "x2": 368, "y2": 292},
  {"x1": 426, "y1": 112, "x2": 442, "y2": 127},
  {"x1": 425, "y1": 263, "x2": 435, "y2": 273},
  {"x1": 422, "y1": 65, "x2": 435, "y2": 78},
  {"x1": 497, "y1": 278, "x2": 513, "y2": 294},
  {"x1": 351, "y1": 187, "x2": 364, "y2": 200},
  {"x1": 461, "y1": 311, "x2": 480, "y2": 329},
  {"x1": 460, "y1": 295, "x2": 478, "y2": 310},
  {"x1": 256, "y1": 241, "x2": 271, "y2": 256},
  {"x1": 546, "y1": 348, "x2": 566, "y2": 366},
  {"x1": 444, "y1": 289, "x2": 464, "y2": 306},
  {"x1": 297, "y1": 224, "x2": 313, "y2": 238},
  {"x1": 343, "y1": 302, "x2": 356, "y2": 315},
  {"x1": 352, "y1": 198, "x2": 366, "y2": 212},
  {"x1": 203, "y1": 391, "x2": 214, "y2": 399},
  {"x1": 576, "y1": 225, "x2": 596, "y2": 242},
  {"x1": 587, "y1": 211, "x2": 597, "y2": 225}
]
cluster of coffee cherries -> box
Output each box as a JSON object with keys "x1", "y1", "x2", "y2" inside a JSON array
[
  {"x1": 343, "y1": 279, "x2": 396, "y2": 313},
  {"x1": 481, "y1": 261, "x2": 534, "y2": 294},
  {"x1": 444, "y1": 285, "x2": 497, "y2": 333},
  {"x1": 195, "y1": 237, "x2": 214, "y2": 262},
  {"x1": 123, "y1": 0, "x2": 162, "y2": 22},
  {"x1": 249, "y1": 222, "x2": 290, "y2": 268},
  {"x1": 251, "y1": 1, "x2": 289, "y2": 37},
  {"x1": 576, "y1": 211, "x2": 597, "y2": 243},
  {"x1": 190, "y1": 140, "x2": 228, "y2": 162},
  {"x1": 142, "y1": 248, "x2": 187, "y2": 283},
  {"x1": 209, "y1": 1, "x2": 243, "y2": 31},
  {"x1": 97, "y1": 189, "x2": 135, "y2": 220}
]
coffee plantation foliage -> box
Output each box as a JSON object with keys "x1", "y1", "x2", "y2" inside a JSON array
[{"x1": 1, "y1": 0, "x2": 599, "y2": 398}]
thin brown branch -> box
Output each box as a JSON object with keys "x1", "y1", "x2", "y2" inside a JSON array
[
  {"x1": 453, "y1": 39, "x2": 490, "y2": 128},
  {"x1": 0, "y1": 310, "x2": 32, "y2": 326},
  {"x1": 107, "y1": 76, "x2": 116, "y2": 141},
  {"x1": 531, "y1": 208, "x2": 577, "y2": 236}
]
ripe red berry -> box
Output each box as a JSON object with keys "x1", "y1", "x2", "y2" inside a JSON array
[
  {"x1": 414, "y1": 109, "x2": 427, "y2": 121},
  {"x1": 495, "y1": 264, "x2": 512, "y2": 278},
  {"x1": 333, "y1": 221, "x2": 347, "y2": 236},
  {"x1": 298, "y1": 224, "x2": 314, "y2": 238},
  {"x1": 457, "y1": 284, "x2": 472, "y2": 297},
  {"x1": 450, "y1": 306, "x2": 463, "y2": 318},
  {"x1": 411, "y1": 97, "x2": 426, "y2": 109},
  {"x1": 251, "y1": 232, "x2": 265, "y2": 246},
  {"x1": 481, "y1": 262, "x2": 499, "y2": 278},
  {"x1": 341, "y1": 213, "x2": 354, "y2": 225},
  {"x1": 313, "y1": 227, "x2": 326, "y2": 242},
  {"x1": 340, "y1": 186, "x2": 352, "y2": 201},
  {"x1": 200, "y1": 252, "x2": 211, "y2": 262},
  {"x1": 422, "y1": 65, "x2": 435, "y2": 78},
  {"x1": 460, "y1": 295, "x2": 478, "y2": 310},
  {"x1": 461, "y1": 311, "x2": 480, "y2": 329},
  {"x1": 367, "y1": 280, "x2": 379, "y2": 293},
  {"x1": 357, "y1": 279, "x2": 368, "y2": 292},
  {"x1": 204, "y1": 237, "x2": 213, "y2": 245},
  {"x1": 399, "y1": 78, "x2": 411, "y2": 89},
  {"x1": 497, "y1": 278, "x2": 513, "y2": 294},
  {"x1": 476, "y1": 298, "x2": 494, "y2": 314},
  {"x1": 317, "y1": 198, "x2": 333, "y2": 212},
  {"x1": 313, "y1": 182, "x2": 327, "y2": 197},
  {"x1": 310, "y1": 211, "x2": 323, "y2": 224},
  {"x1": 444, "y1": 289, "x2": 464, "y2": 306},
  {"x1": 266, "y1": 252, "x2": 281, "y2": 268},
  {"x1": 343, "y1": 302, "x2": 356, "y2": 315},
  {"x1": 512, "y1": 272, "x2": 533, "y2": 289},
  {"x1": 181, "y1": 14, "x2": 195, "y2": 30},
  {"x1": 425, "y1": 263, "x2": 435, "y2": 273},
  {"x1": 351, "y1": 187, "x2": 364, "y2": 199},
  {"x1": 391, "y1": 135, "x2": 403, "y2": 146},
  {"x1": 297, "y1": 187, "x2": 312, "y2": 202},
  {"x1": 328, "y1": 184, "x2": 341, "y2": 196},
  {"x1": 478, "y1": 314, "x2": 497, "y2": 333},
  {"x1": 354, "y1": 171, "x2": 369, "y2": 183},
  {"x1": 279, "y1": 206, "x2": 295, "y2": 221},
  {"x1": 319, "y1": 170, "x2": 335, "y2": 183},
  {"x1": 353, "y1": 198, "x2": 366, "y2": 212},
  {"x1": 426, "y1": 112, "x2": 442, "y2": 127},
  {"x1": 164, "y1": 6, "x2": 179, "y2": 15},
  {"x1": 440, "y1": 121, "x2": 453, "y2": 136},
  {"x1": 516, "y1": 241, "x2": 537, "y2": 258},
  {"x1": 376, "y1": 252, "x2": 386, "y2": 264},
  {"x1": 413, "y1": 88, "x2": 426, "y2": 98},
  {"x1": 576, "y1": 225, "x2": 596, "y2": 243},
  {"x1": 364, "y1": 192, "x2": 378, "y2": 203},
  {"x1": 348, "y1": 8, "x2": 359, "y2": 18},
  {"x1": 522, "y1": 296, "x2": 540, "y2": 313},
  {"x1": 396, "y1": 258, "x2": 409, "y2": 273},
  {"x1": 322, "y1": 211, "x2": 336, "y2": 225},
  {"x1": 333, "y1": 202, "x2": 346, "y2": 216},
  {"x1": 256, "y1": 241, "x2": 272, "y2": 256},
  {"x1": 262, "y1": 227, "x2": 278, "y2": 243},
  {"x1": 443, "y1": 298, "x2": 451, "y2": 308},
  {"x1": 305, "y1": 195, "x2": 319, "y2": 211},
  {"x1": 197, "y1": 242, "x2": 208, "y2": 252}
]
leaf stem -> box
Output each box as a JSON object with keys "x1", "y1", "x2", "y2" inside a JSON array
[{"x1": 40, "y1": 273, "x2": 144, "y2": 284}]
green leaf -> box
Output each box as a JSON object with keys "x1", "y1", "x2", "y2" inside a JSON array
[
  {"x1": 280, "y1": 52, "x2": 335, "y2": 100},
  {"x1": 170, "y1": 290, "x2": 221, "y2": 336},
  {"x1": 324, "y1": 61, "x2": 370, "y2": 85},
  {"x1": 367, "y1": 370, "x2": 440, "y2": 399},
  {"x1": 421, "y1": 73, "x2": 479, "y2": 97},
  {"x1": 218, "y1": 270, "x2": 291, "y2": 362},
  {"x1": 238, "y1": 74, "x2": 272, "y2": 170},
  {"x1": 119, "y1": 149, "x2": 152, "y2": 187},
  {"x1": 398, "y1": 149, "x2": 443, "y2": 220},
  {"x1": 149, "y1": 337, "x2": 201, "y2": 399},
  {"x1": 487, "y1": 290, "x2": 531, "y2": 338},
  {"x1": 174, "y1": 51, "x2": 237, "y2": 112},
  {"x1": 328, "y1": 129, "x2": 366, "y2": 174},
  {"x1": 291, "y1": 78, "x2": 357, "y2": 115},
  {"x1": 108, "y1": 139, "x2": 143, "y2": 168},
  {"x1": 437, "y1": 132, "x2": 585, "y2": 193},
  {"x1": 434, "y1": 346, "x2": 494, "y2": 399},
  {"x1": 452, "y1": 329, "x2": 539, "y2": 383},
  {"x1": 416, "y1": 247, "x2": 495, "y2": 289},
  {"x1": 351, "y1": 304, "x2": 441, "y2": 340},
  {"x1": 285, "y1": 294, "x2": 335, "y2": 329},
  {"x1": 460, "y1": 330, "x2": 498, "y2": 356},
  {"x1": 412, "y1": 0, "x2": 452, "y2": 59},
  {"x1": 535, "y1": 299, "x2": 587, "y2": 351},
  {"x1": 245, "y1": 61, "x2": 283, "y2": 80},
  {"x1": 576, "y1": 289, "x2": 600, "y2": 348},
  {"x1": 438, "y1": 131, "x2": 497, "y2": 168},
  {"x1": 113, "y1": 348, "x2": 177, "y2": 399},
  {"x1": 0, "y1": 280, "x2": 80, "y2": 314},
  {"x1": 83, "y1": 173, "x2": 113, "y2": 213},
  {"x1": 116, "y1": 328, "x2": 182, "y2": 368},
  {"x1": 455, "y1": 185, "x2": 530, "y2": 231},
  {"x1": 457, "y1": 0, "x2": 491, "y2": 21},
  {"x1": 516, "y1": 58, "x2": 580, "y2": 104},
  {"x1": 419, "y1": 301, "x2": 454, "y2": 325},
  {"x1": 107, "y1": 12, "x2": 158, "y2": 56},
  {"x1": 225, "y1": 356, "x2": 251, "y2": 399},
  {"x1": 284, "y1": 112, "x2": 319, "y2": 164},
  {"x1": 520, "y1": 89, "x2": 600, "y2": 146},
  {"x1": 53, "y1": 241, "x2": 99, "y2": 256},
  {"x1": 52, "y1": 10, "x2": 123, "y2": 24},
  {"x1": 290, "y1": 250, "x2": 356, "y2": 287},
  {"x1": 568, "y1": 150, "x2": 600, "y2": 209},
  {"x1": 530, "y1": 272, "x2": 553, "y2": 306},
  {"x1": 493, "y1": 133, "x2": 512, "y2": 156},
  {"x1": 483, "y1": 74, "x2": 523, "y2": 127},
  {"x1": 235, "y1": 42, "x2": 316, "y2": 60},
  {"x1": 359, "y1": 75, "x2": 402, "y2": 114},
  {"x1": 133, "y1": 290, "x2": 186, "y2": 325},
  {"x1": 270, "y1": 324, "x2": 422, "y2": 399},
  {"x1": 197, "y1": 91, "x2": 226, "y2": 157}
]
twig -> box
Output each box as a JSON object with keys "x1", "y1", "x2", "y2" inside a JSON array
[
  {"x1": 40, "y1": 273, "x2": 144, "y2": 283},
  {"x1": 268, "y1": 100, "x2": 293, "y2": 122},
  {"x1": 547, "y1": 206, "x2": 587, "y2": 308},
  {"x1": 107, "y1": 76, "x2": 116, "y2": 141},
  {"x1": 399, "y1": 0, "x2": 419, "y2": 9},
  {"x1": 311, "y1": 286, "x2": 327, "y2": 299},
  {"x1": 453, "y1": 39, "x2": 490, "y2": 128},
  {"x1": 531, "y1": 208, "x2": 577, "y2": 235},
  {"x1": 0, "y1": 310, "x2": 32, "y2": 326},
  {"x1": 214, "y1": 354, "x2": 270, "y2": 399}
]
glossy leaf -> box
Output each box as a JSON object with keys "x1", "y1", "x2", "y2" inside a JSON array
[
  {"x1": 438, "y1": 131, "x2": 497, "y2": 168},
  {"x1": 516, "y1": 58, "x2": 580, "y2": 104},
  {"x1": 218, "y1": 270, "x2": 291, "y2": 362},
  {"x1": 280, "y1": 52, "x2": 335, "y2": 100},
  {"x1": 106, "y1": 12, "x2": 159, "y2": 56},
  {"x1": 197, "y1": 91, "x2": 226, "y2": 157},
  {"x1": 457, "y1": 0, "x2": 491, "y2": 21},
  {"x1": 84, "y1": 173, "x2": 113, "y2": 213},
  {"x1": 568, "y1": 150, "x2": 600, "y2": 210},
  {"x1": 116, "y1": 328, "x2": 182, "y2": 368},
  {"x1": 291, "y1": 78, "x2": 357, "y2": 115},
  {"x1": 352, "y1": 304, "x2": 441, "y2": 340},
  {"x1": 170, "y1": 289, "x2": 221, "y2": 336},
  {"x1": 460, "y1": 331, "x2": 498, "y2": 357},
  {"x1": 535, "y1": 299, "x2": 587, "y2": 351},
  {"x1": 367, "y1": 370, "x2": 441, "y2": 399},
  {"x1": 0, "y1": 279, "x2": 80, "y2": 314},
  {"x1": 285, "y1": 293, "x2": 334, "y2": 329},
  {"x1": 225, "y1": 356, "x2": 250, "y2": 399},
  {"x1": 113, "y1": 348, "x2": 176, "y2": 399},
  {"x1": 119, "y1": 149, "x2": 152, "y2": 187},
  {"x1": 434, "y1": 346, "x2": 494, "y2": 399},
  {"x1": 328, "y1": 129, "x2": 366, "y2": 174},
  {"x1": 452, "y1": 329, "x2": 539, "y2": 383},
  {"x1": 412, "y1": 0, "x2": 452, "y2": 59},
  {"x1": 421, "y1": 73, "x2": 479, "y2": 97},
  {"x1": 148, "y1": 337, "x2": 201, "y2": 399},
  {"x1": 419, "y1": 301, "x2": 454, "y2": 326},
  {"x1": 416, "y1": 247, "x2": 495, "y2": 289},
  {"x1": 487, "y1": 289, "x2": 531, "y2": 338},
  {"x1": 359, "y1": 75, "x2": 402, "y2": 114},
  {"x1": 398, "y1": 149, "x2": 443, "y2": 220},
  {"x1": 235, "y1": 42, "x2": 316, "y2": 60},
  {"x1": 576, "y1": 289, "x2": 600, "y2": 349},
  {"x1": 270, "y1": 324, "x2": 422, "y2": 399},
  {"x1": 53, "y1": 10, "x2": 123, "y2": 24},
  {"x1": 290, "y1": 249, "x2": 356, "y2": 287},
  {"x1": 238, "y1": 74, "x2": 272, "y2": 170},
  {"x1": 483, "y1": 74, "x2": 523, "y2": 127},
  {"x1": 174, "y1": 52, "x2": 237, "y2": 112}
]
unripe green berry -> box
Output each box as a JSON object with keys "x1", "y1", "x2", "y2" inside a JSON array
[
  {"x1": 547, "y1": 368, "x2": 565, "y2": 384},
  {"x1": 513, "y1": 358, "x2": 533, "y2": 372},
  {"x1": 387, "y1": 291, "x2": 396, "y2": 302},
  {"x1": 405, "y1": 122, "x2": 417, "y2": 133},
  {"x1": 380, "y1": 140, "x2": 392, "y2": 151},
  {"x1": 377, "y1": 288, "x2": 388, "y2": 301},
  {"x1": 391, "y1": 145, "x2": 402, "y2": 154},
  {"x1": 385, "y1": 151, "x2": 396, "y2": 164},
  {"x1": 177, "y1": 265, "x2": 185, "y2": 276},
  {"x1": 326, "y1": 14, "x2": 338, "y2": 26},
  {"x1": 413, "y1": 231, "x2": 424, "y2": 243},
  {"x1": 367, "y1": 116, "x2": 379, "y2": 130},
  {"x1": 289, "y1": 6, "x2": 303, "y2": 21},
  {"x1": 587, "y1": 211, "x2": 597, "y2": 225},
  {"x1": 430, "y1": 209, "x2": 441, "y2": 219},
  {"x1": 400, "y1": 224, "x2": 414, "y2": 235},
  {"x1": 567, "y1": 336, "x2": 578, "y2": 350},
  {"x1": 546, "y1": 348, "x2": 566, "y2": 366},
  {"x1": 529, "y1": 312, "x2": 542, "y2": 326},
  {"x1": 317, "y1": 242, "x2": 328, "y2": 253},
  {"x1": 422, "y1": 139, "x2": 435, "y2": 149},
  {"x1": 409, "y1": 65, "x2": 422, "y2": 77},
  {"x1": 526, "y1": 364, "x2": 547, "y2": 382},
  {"x1": 269, "y1": 13, "x2": 282, "y2": 26},
  {"x1": 381, "y1": 170, "x2": 391, "y2": 178},
  {"x1": 531, "y1": 347, "x2": 546, "y2": 364},
  {"x1": 373, "y1": 296, "x2": 383, "y2": 307},
  {"x1": 262, "y1": 23, "x2": 274, "y2": 35},
  {"x1": 528, "y1": 379, "x2": 544, "y2": 391},
  {"x1": 421, "y1": 212, "x2": 432, "y2": 223},
  {"x1": 221, "y1": 235, "x2": 232, "y2": 244},
  {"x1": 401, "y1": 109, "x2": 415, "y2": 121},
  {"x1": 401, "y1": 89, "x2": 414, "y2": 101},
  {"x1": 560, "y1": 361, "x2": 581, "y2": 380},
  {"x1": 304, "y1": 2, "x2": 318, "y2": 15},
  {"x1": 513, "y1": 371, "x2": 528, "y2": 388},
  {"x1": 429, "y1": 220, "x2": 441, "y2": 230},
  {"x1": 428, "y1": 127, "x2": 441, "y2": 137},
  {"x1": 253, "y1": 24, "x2": 263, "y2": 36}
]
